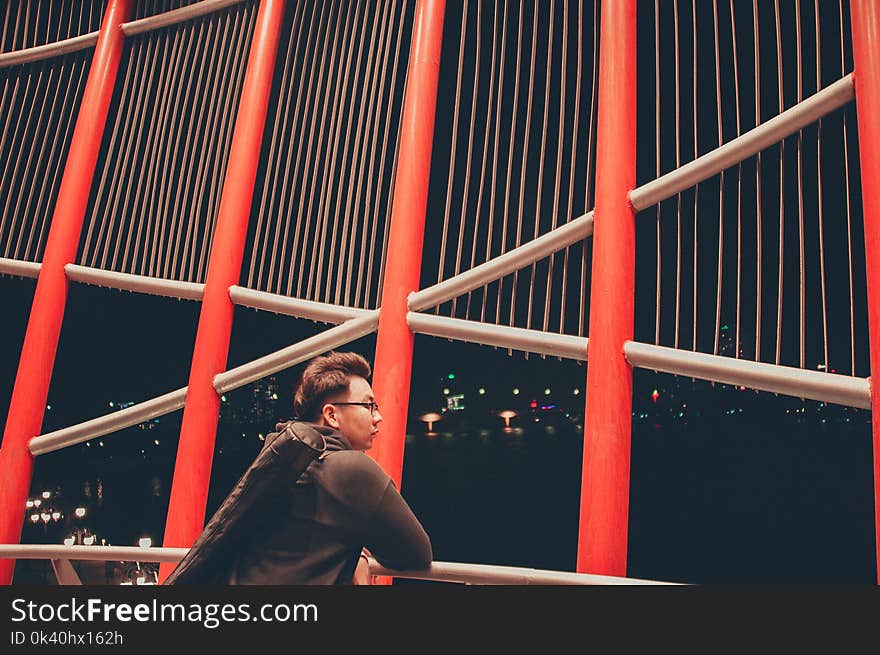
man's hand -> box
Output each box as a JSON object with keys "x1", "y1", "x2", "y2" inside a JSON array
[{"x1": 352, "y1": 551, "x2": 372, "y2": 585}]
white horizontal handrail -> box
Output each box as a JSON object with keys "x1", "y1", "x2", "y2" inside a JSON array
[
  {"x1": 624, "y1": 341, "x2": 871, "y2": 409},
  {"x1": 213, "y1": 312, "x2": 380, "y2": 394},
  {"x1": 0, "y1": 31, "x2": 99, "y2": 68},
  {"x1": 122, "y1": 0, "x2": 249, "y2": 36},
  {"x1": 0, "y1": 257, "x2": 42, "y2": 279},
  {"x1": 0, "y1": 545, "x2": 675, "y2": 585},
  {"x1": 229, "y1": 286, "x2": 373, "y2": 323},
  {"x1": 630, "y1": 74, "x2": 854, "y2": 211},
  {"x1": 409, "y1": 212, "x2": 594, "y2": 312},
  {"x1": 408, "y1": 312, "x2": 588, "y2": 361},
  {"x1": 66, "y1": 264, "x2": 205, "y2": 300},
  {"x1": 29, "y1": 388, "x2": 188, "y2": 456}
]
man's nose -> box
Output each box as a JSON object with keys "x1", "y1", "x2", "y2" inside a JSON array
[{"x1": 373, "y1": 410, "x2": 382, "y2": 424}]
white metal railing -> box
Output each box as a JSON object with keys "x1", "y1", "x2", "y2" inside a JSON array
[
  {"x1": 0, "y1": 257, "x2": 42, "y2": 279},
  {"x1": 65, "y1": 264, "x2": 205, "y2": 300},
  {"x1": 0, "y1": 32, "x2": 99, "y2": 69},
  {"x1": 229, "y1": 286, "x2": 373, "y2": 324},
  {"x1": 0, "y1": 545, "x2": 676, "y2": 585},
  {"x1": 122, "y1": 0, "x2": 249, "y2": 36},
  {"x1": 629, "y1": 74, "x2": 854, "y2": 211}
]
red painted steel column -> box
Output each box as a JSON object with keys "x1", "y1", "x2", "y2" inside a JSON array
[
  {"x1": 576, "y1": 0, "x2": 637, "y2": 577},
  {"x1": 158, "y1": 0, "x2": 284, "y2": 582},
  {"x1": 0, "y1": 0, "x2": 132, "y2": 586},
  {"x1": 850, "y1": 0, "x2": 880, "y2": 584},
  {"x1": 370, "y1": 0, "x2": 445, "y2": 487}
]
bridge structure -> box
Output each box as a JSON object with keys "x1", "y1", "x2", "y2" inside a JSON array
[{"x1": 0, "y1": 0, "x2": 879, "y2": 585}]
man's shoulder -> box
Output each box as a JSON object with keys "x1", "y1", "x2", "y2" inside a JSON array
[{"x1": 320, "y1": 450, "x2": 389, "y2": 483}]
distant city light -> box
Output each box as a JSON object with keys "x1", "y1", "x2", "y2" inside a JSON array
[
  {"x1": 63, "y1": 536, "x2": 75, "y2": 547},
  {"x1": 447, "y1": 373, "x2": 455, "y2": 380},
  {"x1": 41, "y1": 491, "x2": 51, "y2": 499},
  {"x1": 443, "y1": 388, "x2": 450, "y2": 395},
  {"x1": 83, "y1": 535, "x2": 95, "y2": 545},
  {"x1": 420, "y1": 412, "x2": 443, "y2": 432},
  {"x1": 25, "y1": 500, "x2": 33, "y2": 509},
  {"x1": 499, "y1": 410, "x2": 518, "y2": 428},
  {"x1": 154, "y1": 440, "x2": 160, "y2": 446},
  {"x1": 46, "y1": 405, "x2": 51, "y2": 410},
  {"x1": 651, "y1": 389, "x2": 659, "y2": 404},
  {"x1": 512, "y1": 388, "x2": 520, "y2": 395},
  {"x1": 109, "y1": 401, "x2": 114, "y2": 407},
  {"x1": 30, "y1": 514, "x2": 39, "y2": 523},
  {"x1": 139, "y1": 537, "x2": 152, "y2": 548},
  {"x1": 478, "y1": 388, "x2": 485, "y2": 395},
  {"x1": 543, "y1": 388, "x2": 551, "y2": 395},
  {"x1": 98, "y1": 442, "x2": 104, "y2": 447},
  {"x1": 74, "y1": 507, "x2": 86, "y2": 518},
  {"x1": 33, "y1": 499, "x2": 42, "y2": 508},
  {"x1": 573, "y1": 388, "x2": 580, "y2": 395},
  {"x1": 221, "y1": 395, "x2": 227, "y2": 402},
  {"x1": 271, "y1": 393, "x2": 278, "y2": 400},
  {"x1": 51, "y1": 512, "x2": 61, "y2": 521}
]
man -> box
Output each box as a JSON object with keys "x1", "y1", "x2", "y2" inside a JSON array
[{"x1": 165, "y1": 351, "x2": 432, "y2": 585}]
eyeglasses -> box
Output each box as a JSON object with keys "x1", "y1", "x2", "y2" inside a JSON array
[{"x1": 333, "y1": 401, "x2": 381, "y2": 415}]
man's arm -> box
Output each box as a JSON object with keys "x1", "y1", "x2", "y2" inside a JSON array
[{"x1": 362, "y1": 481, "x2": 432, "y2": 572}]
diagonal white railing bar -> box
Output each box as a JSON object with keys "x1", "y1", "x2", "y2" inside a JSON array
[
  {"x1": 122, "y1": 0, "x2": 250, "y2": 36},
  {"x1": 229, "y1": 286, "x2": 372, "y2": 324},
  {"x1": 0, "y1": 545, "x2": 675, "y2": 585},
  {"x1": 50, "y1": 558, "x2": 83, "y2": 585},
  {"x1": 65, "y1": 264, "x2": 205, "y2": 300},
  {"x1": 213, "y1": 311, "x2": 380, "y2": 394},
  {"x1": 0, "y1": 257, "x2": 42, "y2": 279},
  {"x1": 409, "y1": 211, "x2": 594, "y2": 312},
  {"x1": 408, "y1": 312, "x2": 588, "y2": 361},
  {"x1": 630, "y1": 74, "x2": 854, "y2": 212},
  {"x1": 624, "y1": 341, "x2": 871, "y2": 409},
  {"x1": 367, "y1": 559, "x2": 677, "y2": 585},
  {"x1": 29, "y1": 388, "x2": 188, "y2": 456},
  {"x1": 0, "y1": 32, "x2": 99, "y2": 69}
]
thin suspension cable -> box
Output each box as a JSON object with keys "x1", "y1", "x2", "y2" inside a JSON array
[
  {"x1": 526, "y1": 0, "x2": 554, "y2": 332},
  {"x1": 729, "y1": 0, "x2": 742, "y2": 360},
  {"x1": 146, "y1": 25, "x2": 186, "y2": 277},
  {"x1": 360, "y1": 0, "x2": 406, "y2": 308},
  {"x1": 315, "y1": 3, "x2": 368, "y2": 302},
  {"x1": 712, "y1": 0, "x2": 724, "y2": 357},
  {"x1": 436, "y1": 0, "x2": 467, "y2": 306},
  {"x1": 655, "y1": 0, "x2": 662, "y2": 345},
  {"x1": 544, "y1": 0, "x2": 567, "y2": 335},
  {"x1": 815, "y1": 0, "x2": 829, "y2": 372},
  {"x1": 344, "y1": 0, "x2": 392, "y2": 306},
  {"x1": 774, "y1": 0, "x2": 784, "y2": 366},
  {"x1": 692, "y1": 0, "x2": 698, "y2": 351},
  {"x1": 113, "y1": 35, "x2": 159, "y2": 272},
  {"x1": 252, "y1": 1, "x2": 307, "y2": 291},
  {"x1": 33, "y1": 57, "x2": 86, "y2": 262},
  {"x1": 287, "y1": 0, "x2": 339, "y2": 297},
  {"x1": 19, "y1": 62, "x2": 63, "y2": 260},
  {"x1": 169, "y1": 18, "x2": 214, "y2": 280},
  {"x1": 509, "y1": 1, "x2": 538, "y2": 329},
  {"x1": 451, "y1": 0, "x2": 482, "y2": 317},
  {"x1": 199, "y1": 3, "x2": 255, "y2": 281},
  {"x1": 480, "y1": 0, "x2": 507, "y2": 324},
  {"x1": 561, "y1": 0, "x2": 580, "y2": 335},
  {"x1": 337, "y1": 0, "x2": 386, "y2": 306},
  {"x1": 578, "y1": 0, "x2": 598, "y2": 337},
  {"x1": 496, "y1": 0, "x2": 525, "y2": 326},
  {"x1": 307, "y1": 0, "x2": 358, "y2": 302},
  {"x1": 164, "y1": 18, "x2": 210, "y2": 279},
  {"x1": 10, "y1": 66, "x2": 55, "y2": 259},
  {"x1": 674, "y1": 0, "x2": 682, "y2": 348},
  {"x1": 753, "y1": 0, "x2": 762, "y2": 360},
  {"x1": 295, "y1": 0, "x2": 345, "y2": 300},
  {"x1": 189, "y1": 9, "x2": 240, "y2": 281},
  {"x1": 796, "y1": 0, "x2": 805, "y2": 369},
  {"x1": 840, "y1": 0, "x2": 855, "y2": 375},
  {"x1": 467, "y1": 0, "x2": 499, "y2": 319},
  {"x1": 278, "y1": 1, "x2": 328, "y2": 297},
  {"x1": 0, "y1": 70, "x2": 36, "y2": 257},
  {"x1": 154, "y1": 21, "x2": 199, "y2": 278}
]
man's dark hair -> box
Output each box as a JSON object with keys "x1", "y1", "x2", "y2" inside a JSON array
[{"x1": 293, "y1": 351, "x2": 372, "y2": 421}]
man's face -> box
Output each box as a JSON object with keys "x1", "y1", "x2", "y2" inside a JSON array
[{"x1": 322, "y1": 376, "x2": 382, "y2": 451}]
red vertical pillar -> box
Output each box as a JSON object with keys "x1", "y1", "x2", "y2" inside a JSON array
[
  {"x1": 158, "y1": 0, "x2": 285, "y2": 582},
  {"x1": 0, "y1": 0, "x2": 132, "y2": 586},
  {"x1": 850, "y1": 0, "x2": 880, "y2": 584},
  {"x1": 370, "y1": 0, "x2": 445, "y2": 486},
  {"x1": 577, "y1": 0, "x2": 637, "y2": 576}
]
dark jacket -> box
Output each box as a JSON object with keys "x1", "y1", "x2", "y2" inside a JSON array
[{"x1": 165, "y1": 421, "x2": 431, "y2": 585}]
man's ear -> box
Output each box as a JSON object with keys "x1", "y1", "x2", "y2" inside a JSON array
[{"x1": 321, "y1": 403, "x2": 340, "y2": 429}]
